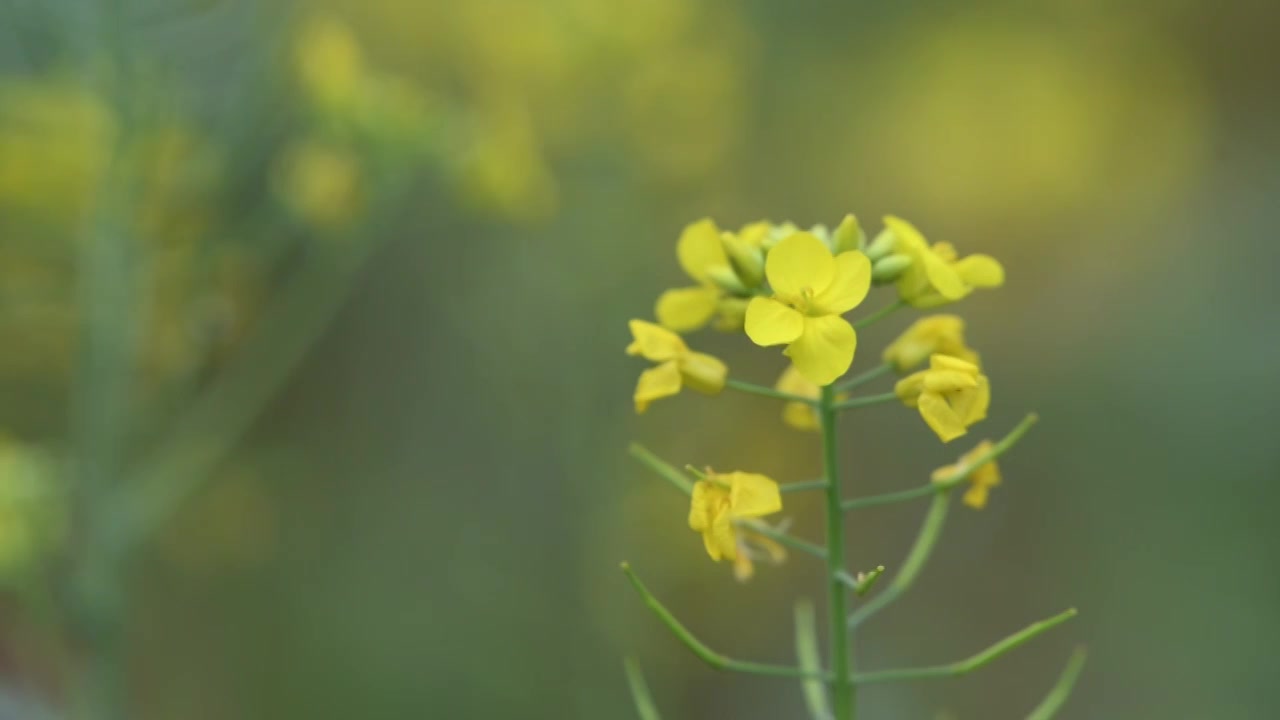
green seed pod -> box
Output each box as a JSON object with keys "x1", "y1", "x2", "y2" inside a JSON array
[
  {"x1": 832, "y1": 214, "x2": 865, "y2": 254},
  {"x1": 872, "y1": 253, "x2": 913, "y2": 283},
  {"x1": 720, "y1": 233, "x2": 764, "y2": 288}
]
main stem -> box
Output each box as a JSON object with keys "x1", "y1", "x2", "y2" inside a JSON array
[{"x1": 820, "y1": 385, "x2": 855, "y2": 719}]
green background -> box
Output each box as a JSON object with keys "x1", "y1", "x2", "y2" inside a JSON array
[{"x1": 0, "y1": 1, "x2": 1277, "y2": 718}]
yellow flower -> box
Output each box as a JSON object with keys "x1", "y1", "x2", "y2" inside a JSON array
[
  {"x1": 655, "y1": 219, "x2": 768, "y2": 332},
  {"x1": 744, "y1": 232, "x2": 872, "y2": 386},
  {"x1": 626, "y1": 320, "x2": 727, "y2": 413},
  {"x1": 895, "y1": 354, "x2": 990, "y2": 442},
  {"x1": 775, "y1": 365, "x2": 821, "y2": 431},
  {"x1": 931, "y1": 440, "x2": 1001, "y2": 509},
  {"x1": 881, "y1": 216, "x2": 1005, "y2": 308},
  {"x1": 687, "y1": 471, "x2": 782, "y2": 561},
  {"x1": 882, "y1": 315, "x2": 980, "y2": 373},
  {"x1": 731, "y1": 526, "x2": 788, "y2": 582}
]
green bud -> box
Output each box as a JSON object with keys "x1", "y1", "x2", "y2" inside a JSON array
[
  {"x1": 720, "y1": 233, "x2": 764, "y2": 288},
  {"x1": 706, "y1": 265, "x2": 748, "y2": 295},
  {"x1": 832, "y1": 214, "x2": 865, "y2": 254},
  {"x1": 864, "y1": 227, "x2": 898, "y2": 262},
  {"x1": 872, "y1": 253, "x2": 913, "y2": 283}
]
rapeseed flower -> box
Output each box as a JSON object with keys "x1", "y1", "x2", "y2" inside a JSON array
[
  {"x1": 883, "y1": 315, "x2": 979, "y2": 373},
  {"x1": 744, "y1": 233, "x2": 871, "y2": 385},
  {"x1": 932, "y1": 440, "x2": 1002, "y2": 509},
  {"x1": 655, "y1": 219, "x2": 767, "y2": 332},
  {"x1": 878, "y1": 216, "x2": 1004, "y2": 308},
  {"x1": 626, "y1": 320, "x2": 726, "y2": 413},
  {"x1": 895, "y1": 354, "x2": 990, "y2": 442},
  {"x1": 687, "y1": 470, "x2": 782, "y2": 562}
]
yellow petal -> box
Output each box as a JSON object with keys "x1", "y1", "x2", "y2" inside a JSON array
[
  {"x1": 883, "y1": 215, "x2": 928, "y2": 253},
  {"x1": 765, "y1": 232, "x2": 835, "y2": 298},
  {"x1": 627, "y1": 320, "x2": 687, "y2": 361},
  {"x1": 954, "y1": 254, "x2": 1005, "y2": 288},
  {"x1": 655, "y1": 287, "x2": 720, "y2": 333},
  {"x1": 786, "y1": 315, "x2": 856, "y2": 386},
  {"x1": 883, "y1": 315, "x2": 967, "y2": 372},
  {"x1": 703, "y1": 503, "x2": 737, "y2": 561},
  {"x1": 725, "y1": 472, "x2": 782, "y2": 518},
  {"x1": 962, "y1": 484, "x2": 989, "y2": 510},
  {"x1": 782, "y1": 401, "x2": 821, "y2": 431},
  {"x1": 744, "y1": 297, "x2": 804, "y2": 346},
  {"x1": 676, "y1": 218, "x2": 728, "y2": 284},
  {"x1": 917, "y1": 391, "x2": 968, "y2": 442},
  {"x1": 679, "y1": 351, "x2": 727, "y2": 395},
  {"x1": 775, "y1": 365, "x2": 819, "y2": 400},
  {"x1": 930, "y1": 354, "x2": 980, "y2": 374},
  {"x1": 633, "y1": 361, "x2": 682, "y2": 413},
  {"x1": 923, "y1": 370, "x2": 979, "y2": 393},
  {"x1": 688, "y1": 481, "x2": 724, "y2": 531},
  {"x1": 920, "y1": 249, "x2": 967, "y2": 300},
  {"x1": 954, "y1": 374, "x2": 991, "y2": 426},
  {"x1": 732, "y1": 546, "x2": 755, "y2": 581},
  {"x1": 811, "y1": 251, "x2": 872, "y2": 315},
  {"x1": 895, "y1": 372, "x2": 927, "y2": 404}
]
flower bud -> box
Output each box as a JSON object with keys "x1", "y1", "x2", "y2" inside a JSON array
[
  {"x1": 871, "y1": 253, "x2": 913, "y2": 283},
  {"x1": 720, "y1": 233, "x2": 764, "y2": 288},
  {"x1": 832, "y1": 214, "x2": 865, "y2": 254},
  {"x1": 864, "y1": 227, "x2": 897, "y2": 262},
  {"x1": 706, "y1": 265, "x2": 748, "y2": 295}
]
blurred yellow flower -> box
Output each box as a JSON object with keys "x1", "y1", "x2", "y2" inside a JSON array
[
  {"x1": 932, "y1": 440, "x2": 1001, "y2": 509},
  {"x1": 626, "y1": 320, "x2": 726, "y2": 413},
  {"x1": 744, "y1": 233, "x2": 871, "y2": 385},
  {"x1": 687, "y1": 470, "x2": 781, "y2": 562},
  {"x1": 274, "y1": 140, "x2": 364, "y2": 229},
  {"x1": 295, "y1": 15, "x2": 366, "y2": 112},
  {"x1": 881, "y1": 216, "x2": 1004, "y2": 308},
  {"x1": 776, "y1": 365, "x2": 821, "y2": 431},
  {"x1": 655, "y1": 219, "x2": 767, "y2": 333},
  {"x1": 895, "y1": 354, "x2": 990, "y2": 442},
  {"x1": 883, "y1": 315, "x2": 979, "y2": 373}
]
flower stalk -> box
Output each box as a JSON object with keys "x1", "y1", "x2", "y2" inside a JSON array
[{"x1": 819, "y1": 384, "x2": 856, "y2": 719}]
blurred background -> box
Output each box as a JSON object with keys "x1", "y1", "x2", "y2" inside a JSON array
[{"x1": 0, "y1": 0, "x2": 1277, "y2": 718}]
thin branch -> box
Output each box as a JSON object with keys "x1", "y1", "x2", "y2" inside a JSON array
[
  {"x1": 852, "y1": 299, "x2": 907, "y2": 330},
  {"x1": 621, "y1": 564, "x2": 827, "y2": 680},
  {"x1": 794, "y1": 601, "x2": 834, "y2": 720},
  {"x1": 934, "y1": 413, "x2": 1040, "y2": 492},
  {"x1": 725, "y1": 378, "x2": 817, "y2": 405},
  {"x1": 780, "y1": 479, "x2": 829, "y2": 494},
  {"x1": 852, "y1": 608, "x2": 1078, "y2": 684},
  {"x1": 834, "y1": 392, "x2": 898, "y2": 412},
  {"x1": 623, "y1": 657, "x2": 663, "y2": 720},
  {"x1": 1026, "y1": 648, "x2": 1088, "y2": 720},
  {"x1": 842, "y1": 484, "x2": 934, "y2": 511},
  {"x1": 834, "y1": 363, "x2": 893, "y2": 393},
  {"x1": 740, "y1": 520, "x2": 827, "y2": 560},
  {"x1": 847, "y1": 493, "x2": 950, "y2": 628}
]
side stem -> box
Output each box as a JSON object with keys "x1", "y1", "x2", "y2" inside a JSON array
[{"x1": 820, "y1": 385, "x2": 855, "y2": 719}]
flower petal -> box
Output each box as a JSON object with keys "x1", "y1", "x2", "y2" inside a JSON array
[
  {"x1": 786, "y1": 315, "x2": 856, "y2": 386},
  {"x1": 703, "y1": 503, "x2": 737, "y2": 561},
  {"x1": 765, "y1": 232, "x2": 835, "y2": 298},
  {"x1": 744, "y1": 297, "x2": 804, "y2": 346},
  {"x1": 688, "y1": 481, "x2": 724, "y2": 531},
  {"x1": 726, "y1": 472, "x2": 782, "y2": 518},
  {"x1": 962, "y1": 484, "x2": 989, "y2": 509},
  {"x1": 811, "y1": 251, "x2": 872, "y2": 315},
  {"x1": 627, "y1": 320, "x2": 687, "y2": 361},
  {"x1": 676, "y1": 218, "x2": 728, "y2": 284},
  {"x1": 679, "y1": 351, "x2": 727, "y2": 395},
  {"x1": 954, "y1": 254, "x2": 1005, "y2": 288},
  {"x1": 775, "y1": 365, "x2": 819, "y2": 400},
  {"x1": 655, "y1": 287, "x2": 720, "y2": 333},
  {"x1": 917, "y1": 390, "x2": 968, "y2": 442},
  {"x1": 954, "y1": 374, "x2": 991, "y2": 426},
  {"x1": 921, "y1": 250, "x2": 967, "y2": 300},
  {"x1": 633, "y1": 360, "x2": 682, "y2": 413}
]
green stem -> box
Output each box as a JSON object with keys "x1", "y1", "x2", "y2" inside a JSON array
[
  {"x1": 739, "y1": 520, "x2": 827, "y2": 560},
  {"x1": 934, "y1": 414, "x2": 1040, "y2": 492},
  {"x1": 841, "y1": 484, "x2": 934, "y2": 511},
  {"x1": 1027, "y1": 648, "x2": 1088, "y2": 720},
  {"x1": 621, "y1": 564, "x2": 825, "y2": 680},
  {"x1": 794, "y1": 600, "x2": 833, "y2": 720},
  {"x1": 725, "y1": 378, "x2": 817, "y2": 405},
  {"x1": 833, "y1": 392, "x2": 898, "y2": 412},
  {"x1": 847, "y1": 492, "x2": 950, "y2": 628},
  {"x1": 623, "y1": 657, "x2": 663, "y2": 720},
  {"x1": 819, "y1": 385, "x2": 855, "y2": 719},
  {"x1": 852, "y1": 608, "x2": 1078, "y2": 684},
  {"x1": 853, "y1": 299, "x2": 906, "y2": 330},
  {"x1": 834, "y1": 363, "x2": 893, "y2": 393}
]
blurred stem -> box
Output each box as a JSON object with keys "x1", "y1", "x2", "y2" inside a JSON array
[
  {"x1": 833, "y1": 392, "x2": 897, "y2": 412},
  {"x1": 852, "y1": 608, "x2": 1077, "y2": 684},
  {"x1": 724, "y1": 378, "x2": 816, "y2": 405},
  {"x1": 794, "y1": 600, "x2": 833, "y2": 720},
  {"x1": 738, "y1": 519, "x2": 826, "y2": 560},
  {"x1": 852, "y1": 299, "x2": 906, "y2": 330},
  {"x1": 621, "y1": 564, "x2": 824, "y2": 680},
  {"x1": 834, "y1": 363, "x2": 892, "y2": 394},
  {"x1": 841, "y1": 484, "x2": 934, "y2": 511},
  {"x1": 1027, "y1": 648, "x2": 1088, "y2": 720},
  {"x1": 623, "y1": 657, "x2": 663, "y2": 720},
  {"x1": 847, "y1": 492, "x2": 950, "y2": 628},
  {"x1": 819, "y1": 385, "x2": 855, "y2": 720}
]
